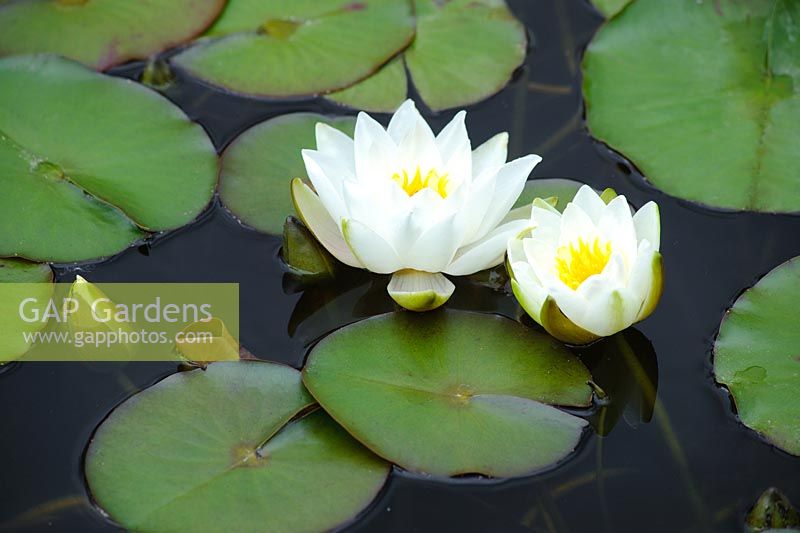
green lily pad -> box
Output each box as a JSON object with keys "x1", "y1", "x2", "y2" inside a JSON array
[
  {"x1": 513, "y1": 178, "x2": 586, "y2": 211},
  {"x1": 406, "y1": 0, "x2": 527, "y2": 111},
  {"x1": 303, "y1": 310, "x2": 592, "y2": 477},
  {"x1": 0, "y1": 0, "x2": 225, "y2": 70},
  {"x1": 583, "y1": 0, "x2": 800, "y2": 213},
  {"x1": 85, "y1": 362, "x2": 390, "y2": 532},
  {"x1": 327, "y1": 0, "x2": 528, "y2": 112},
  {"x1": 220, "y1": 113, "x2": 356, "y2": 235},
  {"x1": 0, "y1": 258, "x2": 53, "y2": 363},
  {"x1": 172, "y1": 0, "x2": 415, "y2": 97},
  {"x1": 326, "y1": 56, "x2": 408, "y2": 113},
  {"x1": 590, "y1": 0, "x2": 633, "y2": 19},
  {"x1": 714, "y1": 257, "x2": 800, "y2": 456},
  {"x1": 0, "y1": 55, "x2": 217, "y2": 262}
]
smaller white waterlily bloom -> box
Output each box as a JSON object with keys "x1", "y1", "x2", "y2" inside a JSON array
[
  {"x1": 292, "y1": 99, "x2": 542, "y2": 311},
  {"x1": 507, "y1": 186, "x2": 663, "y2": 344}
]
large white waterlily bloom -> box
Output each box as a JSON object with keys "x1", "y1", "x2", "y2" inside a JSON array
[
  {"x1": 507, "y1": 186, "x2": 662, "y2": 344},
  {"x1": 292, "y1": 99, "x2": 542, "y2": 311}
]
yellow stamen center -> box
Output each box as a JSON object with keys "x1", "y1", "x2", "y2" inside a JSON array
[
  {"x1": 391, "y1": 167, "x2": 450, "y2": 198},
  {"x1": 555, "y1": 237, "x2": 612, "y2": 290}
]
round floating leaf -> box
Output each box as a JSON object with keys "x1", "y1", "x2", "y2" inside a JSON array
[
  {"x1": 405, "y1": 0, "x2": 527, "y2": 111},
  {"x1": 0, "y1": 0, "x2": 224, "y2": 70},
  {"x1": 0, "y1": 258, "x2": 52, "y2": 284},
  {"x1": 304, "y1": 310, "x2": 592, "y2": 477},
  {"x1": 86, "y1": 362, "x2": 389, "y2": 532},
  {"x1": 513, "y1": 178, "x2": 585, "y2": 211},
  {"x1": 583, "y1": 0, "x2": 800, "y2": 213},
  {"x1": 326, "y1": 56, "x2": 408, "y2": 113},
  {"x1": 220, "y1": 113, "x2": 356, "y2": 234},
  {"x1": 0, "y1": 55, "x2": 217, "y2": 262},
  {"x1": 172, "y1": 0, "x2": 415, "y2": 97},
  {"x1": 0, "y1": 258, "x2": 53, "y2": 363},
  {"x1": 590, "y1": 0, "x2": 633, "y2": 19},
  {"x1": 714, "y1": 257, "x2": 800, "y2": 456}
]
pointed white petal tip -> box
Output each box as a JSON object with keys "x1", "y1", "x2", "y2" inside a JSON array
[{"x1": 387, "y1": 270, "x2": 455, "y2": 312}]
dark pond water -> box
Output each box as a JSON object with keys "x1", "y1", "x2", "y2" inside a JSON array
[{"x1": 2, "y1": 0, "x2": 800, "y2": 531}]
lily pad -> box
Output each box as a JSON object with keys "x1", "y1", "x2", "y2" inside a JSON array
[
  {"x1": 220, "y1": 113, "x2": 356, "y2": 234},
  {"x1": 590, "y1": 0, "x2": 633, "y2": 19},
  {"x1": 714, "y1": 257, "x2": 800, "y2": 456},
  {"x1": 513, "y1": 178, "x2": 585, "y2": 211},
  {"x1": 172, "y1": 0, "x2": 415, "y2": 97},
  {"x1": 583, "y1": 0, "x2": 800, "y2": 213},
  {"x1": 0, "y1": 55, "x2": 217, "y2": 262},
  {"x1": 0, "y1": 258, "x2": 53, "y2": 363},
  {"x1": 303, "y1": 310, "x2": 592, "y2": 477},
  {"x1": 327, "y1": 0, "x2": 528, "y2": 112},
  {"x1": 85, "y1": 362, "x2": 390, "y2": 532},
  {"x1": 0, "y1": 0, "x2": 225, "y2": 70},
  {"x1": 326, "y1": 56, "x2": 408, "y2": 113}
]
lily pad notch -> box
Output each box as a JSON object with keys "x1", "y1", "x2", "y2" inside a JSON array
[
  {"x1": 303, "y1": 310, "x2": 593, "y2": 478},
  {"x1": 583, "y1": 0, "x2": 800, "y2": 213},
  {"x1": 714, "y1": 256, "x2": 800, "y2": 456},
  {"x1": 172, "y1": 0, "x2": 416, "y2": 98},
  {"x1": 85, "y1": 361, "x2": 390, "y2": 532},
  {"x1": 0, "y1": 55, "x2": 218, "y2": 262},
  {"x1": 326, "y1": 0, "x2": 529, "y2": 112}
]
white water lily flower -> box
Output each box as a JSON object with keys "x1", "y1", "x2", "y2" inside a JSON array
[
  {"x1": 507, "y1": 186, "x2": 662, "y2": 344},
  {"x1": 292, "y1": 99, "x2": 542, "y2": 311}
]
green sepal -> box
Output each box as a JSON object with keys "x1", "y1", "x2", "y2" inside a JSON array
[{"x1": 281, "y1": 216, "x2": 336, "y2": 280}]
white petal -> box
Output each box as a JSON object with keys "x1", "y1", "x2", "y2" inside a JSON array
[
  {"x1": 301, "y1": 149, "x2": 349, "y2": 222},
  {"x1": 548, "y1": 283, "x2": 630, "y2": 337},
  {"x1": 436, "y1": 110, "x2": 469, "y2": 161},
  {"x1": 290, "y1": 179, "x2": 362, "y2": 268},
  {"x1": 570, "y1": 185, "x2": 606, "y2": 223},
  {"x1": 627, "y1": 241, "x2": 658, "y2": 317},
  {"x1": 471, "y1": 154, "x2": 542, "y2": 242},
  {"x1": 341, "y1": 219, "x2": 403, "y2": 274},
  {"x1": 597, "y1": 195, "x2": 637, "y2": 265},
  {"x1": 472, "y1": 132, "x2": 508, "y2": 179},
  {"x1": 529, "y1": 200, "x2": 562, "y2": 247},
  {"x1": 456, "y1": 170, "x2": 497, "y2": 243},
  {"x1": 559, "y1": 202, "x2": 596, "y2": 247},
  {"x1": 387, "y1": 270, "x2": 454, "y2": 312},
  {"x1": 436, "y1": 111, "x2": 472, "y2": 186},
  {"x1": 386, "y1": 99, "x2": 421, "y2": 144},
  {"x1": 509, "y1": 261, "x2": 549, "y2": 321},
  {"x1": 523, "y1": 237, "x2": 558, "y2": 284},
  {"x1": 406, "y1": 212, "x2": 462, "y2": 272},
  {"x1": 354, "y1": 111, "x2": 397, "y2": 182},
  {"x1": 444, "y1": 218, "x2": 529, "y2": 276},
  {"x1": 507, "y1": 234, "x2": 531, "y2": 265},
  {"x1": 315, "y1": 122, "x2": 355, "y2": 172},
  {"x1": 395, "y1": 110, "x2": 442, "y2": 173},
  {"x1": 633, "y1": 201, "x2": 661, "y2": 252}
]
